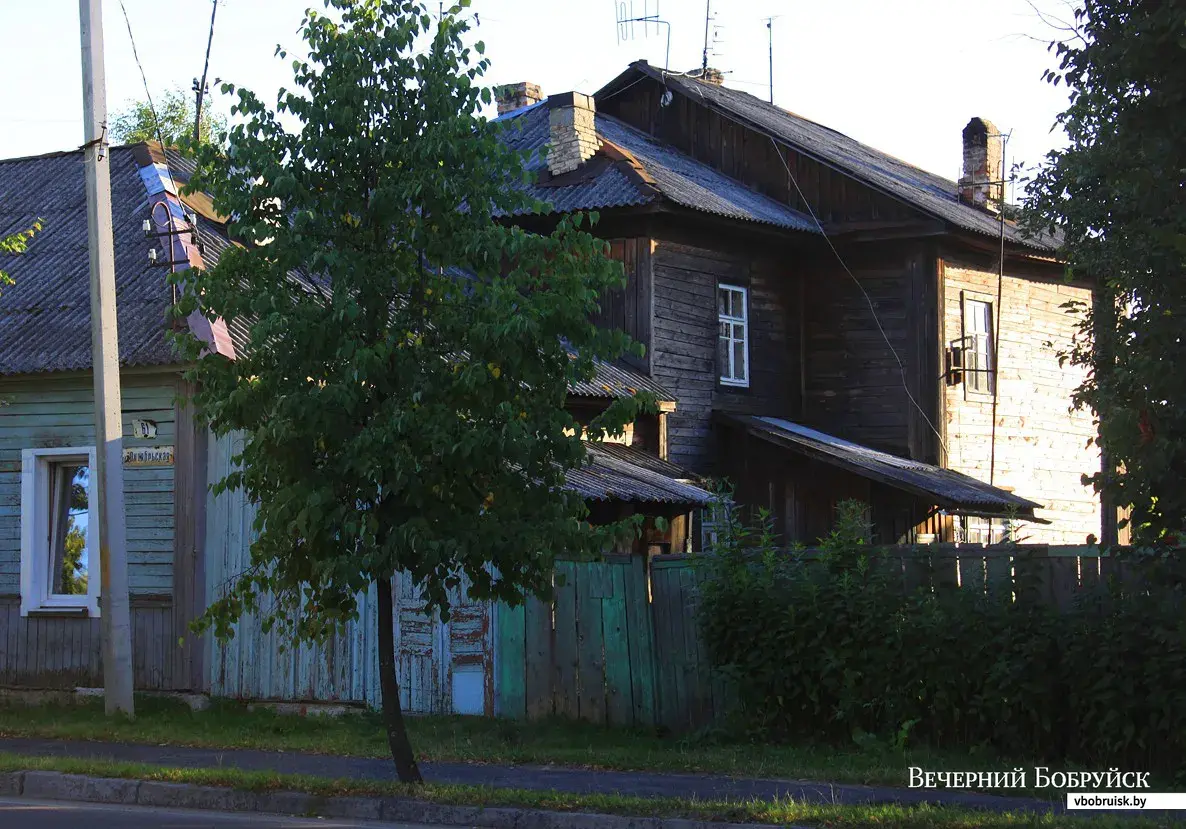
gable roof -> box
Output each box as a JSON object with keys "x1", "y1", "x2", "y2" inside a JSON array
[
  {"x1": 0, "y1": 145, "x2": 238, "y2": 376},
  {"x1": 720, "y1": 413, "x2": 1044, "y2": 518},
  {"x1": 597, "y1": 62, "x2": 1057, "y2": 252},
  {"x1": 495, "y1": 101, "x2": 818, "y2": 233},
  {"x1": 0, "y1": 145, "x2": 677, "y2": 408}
]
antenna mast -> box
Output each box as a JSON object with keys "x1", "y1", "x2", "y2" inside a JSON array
[
  {"x1": 701, "y1": 0, "x2": 712, "y2": 74},
  {"x1": 765, "y1": 17, "x2": 774, "y2": 103}
]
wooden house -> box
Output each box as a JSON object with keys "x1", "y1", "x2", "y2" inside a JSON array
[
  {"x1": 0, "y1": 142, "x2": 709, "y2": 704},
  {"x1": 493, "y1": 62, "x2": 1102, "y2": 547},
  {"x1": 0, "y1": 61, "x2": 1105, "y2": 709}
]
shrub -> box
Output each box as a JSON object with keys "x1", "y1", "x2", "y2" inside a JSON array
[{"x1": 696, "y1": 498, "x2": 1186, "y2": 780}]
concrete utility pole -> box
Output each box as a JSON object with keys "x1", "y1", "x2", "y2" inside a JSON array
[{"x1": 79, "y1": 0, "x2": 135, "y2": 717}]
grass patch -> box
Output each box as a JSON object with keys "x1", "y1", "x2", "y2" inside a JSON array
[
  {"x1": 0, "y1": 695, "x2": 1067, "y2": 794},
  {"x1": 0, "y1": 752, "x2": 1164, "y2": 829}
]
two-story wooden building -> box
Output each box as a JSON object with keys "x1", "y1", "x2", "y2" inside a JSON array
[{"x1": 493, "y1": 62, "x2": 1100, "y2": 546}]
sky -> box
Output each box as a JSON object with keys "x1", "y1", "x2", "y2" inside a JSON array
[{"x1": 1, "y1": 0, "x2": 1077, "y2": 191}]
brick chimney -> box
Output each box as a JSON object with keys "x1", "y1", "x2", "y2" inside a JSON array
[
  {"x1": 494, "y1": 81, "x2": 543, "y2": 116},
  {"x1": 547, "y1": 92, "x2": 600, "y2": 177},
  {"x1": 958, "y1": 117, "x2": 1003, "y2": 211}
]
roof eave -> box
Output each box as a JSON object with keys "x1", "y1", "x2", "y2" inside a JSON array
[{"x1": 717, "y1": 413, "x2": 1043, "y2": 517}]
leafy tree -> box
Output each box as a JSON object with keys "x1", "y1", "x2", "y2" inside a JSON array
[
  {"x1": 110, "y1": 87, "x2": 227, "y2": 147},
  {"x1": 179, "y1": 0, "x2": 648, "y2": 782},
  {"x1": 0, "y1": 222, "x2": 41, "y2": 297},
  {"x1": 1023, "y1": 1, "x2": 1186, "y2": 544},
  {"x1": 61, "y1": 527, "x2": 89, "y2": 595}
]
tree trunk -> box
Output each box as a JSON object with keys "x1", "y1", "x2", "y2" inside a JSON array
[{"x1": 377, "y1": 578, "x2": 423, "y2": 783}]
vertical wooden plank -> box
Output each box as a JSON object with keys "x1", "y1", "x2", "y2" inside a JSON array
[
  {"x1": 552, "y1": 560, "x2": 578, "y2": 719},
  {"x1": 602, "y1": 562, "x2": 633, "y2": 726},
  {"x1": 1014, "y1": 548, "x2": 1051, "y2": 606},
  {"x1": 1079, "y1": 553, "x2": 1100, "y2": 592},
  {"x1": 958, "y1": 553, "x2": 986, "y2": 595},
  {"x1": 902, "y1": 550, "x2": 929, "y2": 594},
  {"x1": 1049, "y1": 557, "x2": 1078, "y2": 612},
  {"x1": 650, "y1": 563, "x2": 680, "y2": 730},
  {"x1": 0, "y1": 602, "x2": 10, "y2": 686},
  {"x1": 656, "y1": 563, "x2": 689, "y2": 730},
  {"x1": 932, "y1": 550, "x2": 959, "y2": 591},
  {"x1": 1118, "y1": 560, "x2": 1146, "y2": 597},
  {"x1": 625, "y1": 555, "x2": 656, "y2": 726},
  {"x1": 576, "y1": 561, "x2": 606, "y2": 724},
  {"x1": 680, "y1": 564, "x2": 712, "y2": 728},
  {"x1": 523, "y1": 595, "x2": 553, "y2": 719},
  {"x1": 493, "y1": 602, "x2": 526, "y2": 721},
  {"x1": 985, "y1": 552, "x2": 1013, "y2": 601}
]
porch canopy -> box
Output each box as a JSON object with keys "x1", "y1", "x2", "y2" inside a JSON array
[
  {"x1": 569, "y1": 442, "x2": 712, "y2": 510},
  {"x1": 717, "y1": 413, "x2": 1043, "y2": 521}
]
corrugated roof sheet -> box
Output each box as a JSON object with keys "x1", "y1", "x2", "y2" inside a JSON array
[
  {"x1": 496, "y1": 102, "x2": 818, "y2": 233},
  {"x1": 0, "y1": 144, "x2": 249, "y2": 377},
  {"x1": 566, "y1": 442, "x2": 711, "y2": 505},
  {"x1": 602, "y1": 63, "x2": 1057, "y2": 252},
  {"x1": 0, "y1": 144, "x2": 674, "y2": 406},
  {"x1": 0, "y1": 147, "x2": 178, "y2": 375},
  {"x1": 568, "y1": 345, "x2": 676, "y2": 403},
  {"x1": 720, "y1": 413, "x2": 1044, "y2": 515}
]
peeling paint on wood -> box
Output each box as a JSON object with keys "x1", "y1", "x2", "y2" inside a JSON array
[{"x1": 203, "y1": 432, "x2": 495, "y2": 712}]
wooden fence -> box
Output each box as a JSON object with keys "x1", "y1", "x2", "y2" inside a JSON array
[{"x1": 495, "y1": 544, "x2": 1171, "y2": 730}]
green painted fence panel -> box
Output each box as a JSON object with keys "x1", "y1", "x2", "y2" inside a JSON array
[
  {"x1": 524, "y1": 595, "x2": 553, "y2": 719},
  {"x1": 553, "y1": 560, "x2": 579, "y2": 718},
  {"x1": 602, "y1": 563, "x2": 634, "y2": 725},
  {"x1": 625, "y1": 554, "x2": 656, "y2": 726},
  {"x1": 575, "y1": 561, "x2": 606, "y2": 723},
  {"x1": 495, "y1": 601, "x2": 525, "y2": 719}
]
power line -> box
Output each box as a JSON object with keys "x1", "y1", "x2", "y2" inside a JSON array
[
  {"x1": 115, "y1": 0, "x2": 178, "y2": 190},
  {"x1": 193, "y1": 0, "x2": 220, "y2": 144},
  {"x1": 768, "y1": 135, "x2": 951, "y2": 459}
]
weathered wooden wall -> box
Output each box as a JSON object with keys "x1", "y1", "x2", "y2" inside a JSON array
[
  {"x1": 597, "y1": 238, "x2": 653, "y2": 371},
  {"x1": 203, "y1": 433, "x2": 495, "y2": 712},
  {"x1": 650, "y1": 239, "x2": 795, "y2": 473},
  {"x1": 940, "y1": 256, "x2": 1100, "y2": 543},
  {"x1": 800, "y1": 245, "x2": 932, "y2": 458},
  {"x1": 0, "y1": 370, "x2": 191, "y2": 689}
]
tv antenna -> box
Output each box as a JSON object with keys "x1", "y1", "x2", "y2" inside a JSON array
[
  {"x1": 701, "y1": 1, "x2": 712, "y2": 75},
  {"x1": 763, "y1": 16, "x2": 781, "y2": 104},
  {"x1": 615, "y1": 0, "x2": 672, "y2": 70}
]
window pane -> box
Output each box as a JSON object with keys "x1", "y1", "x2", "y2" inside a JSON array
[
  {"x1": 718, "y1": 332, "x2": 730, "y2": 378},
  {"x1": 48, "y1": 462, "x2": 89, "y2": 596},
  {"x1": 733, "y1": 340, "x2": 746, "y2": 381},
  {"x1": 718, "y1": 288, "x2": 729, "y2": 317},
  {"x1": 967, "y1": 300, "x2": 988, "y2": 333}
]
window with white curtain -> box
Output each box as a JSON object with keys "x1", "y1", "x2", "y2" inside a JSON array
[{"x1": 718, "y1": 284, "x2": 749, "y2": 387}]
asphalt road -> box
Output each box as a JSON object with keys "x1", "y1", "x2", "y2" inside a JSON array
[{"x1": 0, "y1": 798, "x2": 441, "y2": 829}]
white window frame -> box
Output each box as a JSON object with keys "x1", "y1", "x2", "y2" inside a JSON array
[
  {"x1": 20, "y1": 446, "x2": 101, "y2": 617},
  {"x1": 961, "y1": 292, "x2": 995, "y2": 398},
  {"x1": 718, "y1": 283, "x2": 750, "y2": 387}
]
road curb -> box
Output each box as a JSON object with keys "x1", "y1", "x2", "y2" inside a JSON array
[{"x1": 5, "y1": 770, "x2": 795, "y2": 828}]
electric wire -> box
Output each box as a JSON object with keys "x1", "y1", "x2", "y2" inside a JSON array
[
  {"x1": 768, "y1": 135, "x2": 951, "y2": 459},
  {"x1": 194, "y1": 0, "x2": 220, "y2": 144}
]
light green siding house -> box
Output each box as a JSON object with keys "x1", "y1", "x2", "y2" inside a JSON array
[{"x1": 0, "y1": 142, "x2": 708, "y2": 709}]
